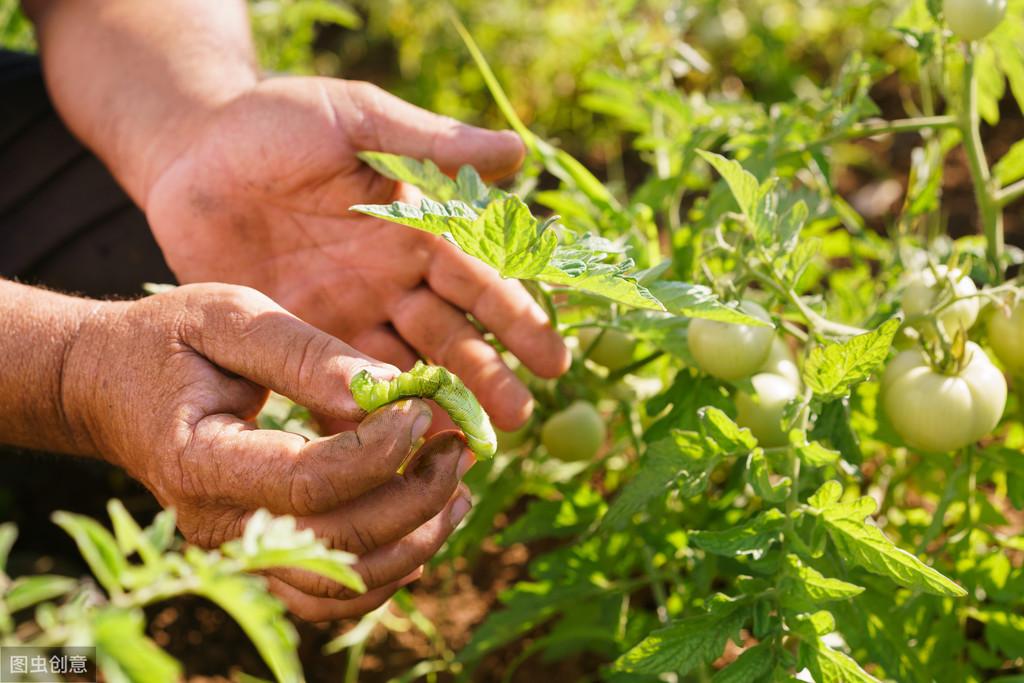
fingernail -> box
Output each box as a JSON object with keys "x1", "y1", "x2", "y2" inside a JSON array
[
  {"x1": 449, "y1": 495, "x2": 472, "y2": 527},
  {"x1": 411, "y1": 409, "x2": 432, "y2": 443},
  {"x1": 364, "y1": 364, "x2": 400, "y2": 381},
  {"x1": 457, "y1": 450, "x2": 476, "y2": 479}
]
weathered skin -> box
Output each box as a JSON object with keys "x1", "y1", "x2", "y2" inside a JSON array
[{"x1": 351, "y1": 361, "x2": 497, "y2": 459}]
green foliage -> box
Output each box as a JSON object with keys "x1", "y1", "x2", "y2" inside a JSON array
[
  {"x1": 1, "y1": 503, "x2": 362, "y2": 682},
  {"x1": 349, "y1": 2, "x2": 1024, "y2": 673}
]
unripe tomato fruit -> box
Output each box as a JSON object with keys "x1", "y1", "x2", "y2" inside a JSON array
[
  {"x1": 578, "y1": 327, "x2": 637, "y2": 372},
  {"x1": 901, "y1": 266, "x2": 979, "y2": 335},
  {"x1": 688, "y1": 301, "x2": 774, "y2": 381},
  {"x1": 757, "y1": 337, "x2": 801, "y2": 388},
  {"x1": 541, "y1": 401, "x2": 605, "y2": 462},
  {"x1": 987, "y1": 296, "x2": 1024, "y2": 375},
  {"x1": 944, "y1": 0, "x2": 1007, "y2": 40},
  {"x1": 736, "y1": 373, "x2": 800, "y2": 448},
  {"x1": 882, "y1": 342, "x2": 1006, "y2": 452}
]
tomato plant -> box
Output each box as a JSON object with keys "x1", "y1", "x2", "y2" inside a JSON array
[
  {"x1": 883, "y1": 342, "x2": 1007, "y2": 452},
  {"x1": 349, "y1": 4, "x2": 1024, "y2": 677}
]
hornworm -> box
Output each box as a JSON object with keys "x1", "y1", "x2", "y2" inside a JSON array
[{"x1": 349, "y1": 361, "x2": 497, "y2": 459}]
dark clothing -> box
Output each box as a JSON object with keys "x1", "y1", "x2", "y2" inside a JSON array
[
  {"x1": 0, "y1": 51, "x2": 170, "y2": 559},
  {"x1": 0, "y1": 50, "x2": 174, "y2": 297}
]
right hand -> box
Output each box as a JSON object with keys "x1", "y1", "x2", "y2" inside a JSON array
[{"x1": 62, "y1": 283, "x2": 474, "y2": 620}]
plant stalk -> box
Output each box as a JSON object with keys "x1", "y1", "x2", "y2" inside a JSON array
[{"x1": 959, "y1": 47, "x2": 1004, "y2": 278}]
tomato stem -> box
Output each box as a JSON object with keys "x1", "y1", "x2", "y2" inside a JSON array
[
  {"x1": 995, "y1": 178, "x2": 1024, "y2": 208},
  {"x1": 959, "y1": 45, "x2": 1004, "y2": 279}
]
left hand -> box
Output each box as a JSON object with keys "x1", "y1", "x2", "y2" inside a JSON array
[{"x1": 143, "y1": 77, "x2": 570, "y2": 431}]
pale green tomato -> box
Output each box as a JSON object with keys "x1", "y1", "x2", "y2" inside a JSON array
[
  {"x1": 987, "y1": 296, "x2": 1024, "y2": 375},
  {"x1": 901, "y1": 266, "x2": 979, "y2": 334},
  {"x1": 883, "y1": 342, "x2": 1006, "y2": 452},
  {"x1": 736, "y1": 373, "x2": 800, "y2": 448},
  {"x1": 688, "y1": 301, "x2": 774, "y2": 381},
  {"x1": 944, "y1": 0, "x2": 1007, "y2": 40},
  {"x1": 757, "y1": 337, "x2": 801, "y2": 388},
  {"x1": 541, "y1": 401, "x2": 605, "y2": 462},
  {"x1": 578, "y1": 327, "x2": 637, "y2": 372}
]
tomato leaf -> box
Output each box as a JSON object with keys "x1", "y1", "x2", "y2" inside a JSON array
[
  {"x1": 351, "y1": 198, "x2": 478, "y2": 235},
  {"x1": 457, "y1": 581, "x2": 607, "y2": 664},
  {"x1": 798, "y1": 637, "x2": 883, "y2": 683},
  {"x1": 778, "y1": 554, "x2": 864, "y2": 612},
  {"x1": 602, "y1": 431, "x2": 711, "y2": 530},
  {"x1": 195, "y1": 572, "x2": 303, "y2": 682},
  {"x1": 646, "y1": 280, "x2": 772, "y2": 326},
  {"x1": 746, "y1": 450, "x2": 792, "y2": 503},
  {"x1": 699, "y1": 407, "x2": 758, "y2": 454},
  {"x1": 357, "y1": 151, "x2": 461, "y2": 203},
  {"x1": 0, "y1": 523, "x2": 15, "y2": 575},
  {"x1": 809, "y1": 399, "x2": 863, "y2": 465},
  {"x1": 811, "y1": 483, "x2": 967, "y2": 597},
  {"x1": 4, "y1": 575, "x2": 78, "y2": 613},
  {"x1": 223, "y1": 510, "x2": 364, "y2": 594},
  {"x1": 803, "y1": 318, "x2": 900, "y2": 401},
  {"x1": 690, "y1": 509, "x2": 787, "y2": 558},
  {"x1": 994, "y1": 140, "x2": 1024, "y2": 185},
  {"x1": 710, "y1": 642, "x2": 776, "y2": 683},
  {"x1": 94, "y1": 607, "x2": 182, "y2": 683},
  {"x1": 613, "y1": 594, "x2": 747, "y2": 674},
  {"x1": 52, "y1": 511, "x2": 127, "y2": 597},
  {"x1": 541, "y1": 254, "x2": 663, "y2": 310}
]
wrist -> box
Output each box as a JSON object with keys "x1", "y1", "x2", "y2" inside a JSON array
[
  {"x1": 27, "y1": 0, "x2": 261, "y2": 208},
  {"x1": 0, "y1": 283, "x2": 116, "y2": 457},
  {"x1": 59, "y1": 299, "x2": 131, "y2": 462}
]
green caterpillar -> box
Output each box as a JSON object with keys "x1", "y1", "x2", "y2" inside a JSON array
[{"x1": 349, "y1": 361, "x2": 497, "y2": 459}]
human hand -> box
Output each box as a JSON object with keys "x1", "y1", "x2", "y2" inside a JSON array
[
  {"x1": 143, "y1": 78, "x2": 570, "y2": 432},
  {"x1": 62, "y1": 283, "x2": 475, "y2": 620}
]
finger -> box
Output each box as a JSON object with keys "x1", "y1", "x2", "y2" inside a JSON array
[
  {"x1": 274, "y1": 483, "x2": 471, "y2": 599},
  {"x1": 389, "y1": 287, "x2": 533, "y2": 430},
  {"x1": 339, "y1": 80, "x2": 526, "y2": 180},
  {"x1": 180, "y1": 399, "x2": 434, "y2": 515},
  {"x1": 348, "y1": 324, "x2": 420, "y2": 371},
  {"x1": 178, "y1": 284, "x2": 399, "y2": 422},
  {"x1": 300, "y1": 434, "x2": 470, "y2": 554},
  {"x1": 266, "y1": 573, "x2": 416, "y2": 622},
  {"x1": 427, "y1": 242, "x2": 570, "y2": 378}
]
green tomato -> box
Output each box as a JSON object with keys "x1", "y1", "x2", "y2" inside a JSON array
[
  {"x1": 944, "y1": 0, "x2": 1007, "y2": 40},
  {"x1": 578, "y1": 327, "x2": 637, "y2": 372},
  {"x1": 688, "y1": 301, "x2": 774, "y2": 381},
  {"x1": 757, "y1": 337, "x2": 801, "y2": 389},
  {"x1": 541, "y1": 401, "x2": 605, "y2": 462},
  {"x1": 987, "y1": 296, "x2": 1024, "y2": 375},
  {"x1": 901, "y1": 265, "x2": 979, "y2": 335},
  {"x1": 736, "y1": 373, "x2": 800, "y2": 448},
  {"x1": 883, "y1": 342, "x2": 1006, "y2": 453}
]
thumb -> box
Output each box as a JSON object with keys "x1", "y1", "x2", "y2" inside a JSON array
[{"x1": 340, "y1": 80, "x2": 526, "y2": 180}]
